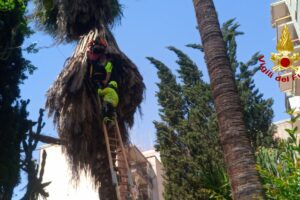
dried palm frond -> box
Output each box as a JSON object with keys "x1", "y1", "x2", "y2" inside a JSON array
[{"x1": 45, "y1": 26, "x2": 145, "y2": 199}]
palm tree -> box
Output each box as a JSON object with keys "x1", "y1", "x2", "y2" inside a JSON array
[
  {"x1": 192, "y1": 0, "x2": 264, "y2": 199},
  {"x1": 34, "y1": 0, "x2": 145, "y2": 199}
]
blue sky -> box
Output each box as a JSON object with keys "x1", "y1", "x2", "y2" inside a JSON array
[{"x1": 20, "y1": 0, "x2": 287, "y2": 152}]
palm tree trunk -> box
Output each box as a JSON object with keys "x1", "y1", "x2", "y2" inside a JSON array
[{"x1": 192, "y1": 0, "x2": 264, "y2": 199}]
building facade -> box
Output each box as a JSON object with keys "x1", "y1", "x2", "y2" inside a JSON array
[
  {"x1": 271, "y1": 0, "x2": 300, "y2": 113},
  {"x1": 38, "y1": 145, "x2": 164, "y2": 200},
  {"x1": 271, "y1": 0, "x2": 300, "y2": 142}
]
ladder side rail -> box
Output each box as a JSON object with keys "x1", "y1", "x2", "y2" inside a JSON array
[
  {"x1": 102, "y1": 122, "x2": 121, "y2": 200},
  {"x1": 114, "y1": 115, "x2": 134, "y2": 187}
]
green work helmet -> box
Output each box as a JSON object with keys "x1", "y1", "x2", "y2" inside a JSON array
[{"x1": 109, "y1": 81, "x2": 118, "y2": 88}]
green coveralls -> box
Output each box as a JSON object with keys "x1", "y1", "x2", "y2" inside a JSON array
[{"x1": 98, "y1": 87, "x2": 119, "y2": 108}]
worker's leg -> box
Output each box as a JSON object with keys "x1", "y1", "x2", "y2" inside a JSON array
[
  {"x1": 106, "y1": 103, "x2": 116, "y2": 120},
  {"x1": 95, "y1": 79, "x2": 104, "y2": 89},
  {"x1": 103, "y1": 101, "x2": 115, "y2": 124},
  {"x1": 102, "y1": 101, "x2": 109, "y2": 116}
]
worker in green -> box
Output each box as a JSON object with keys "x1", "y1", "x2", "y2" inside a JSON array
[
  {"x1": 97, "y1": 56, "x2": 113, "y2": 87},
  {"x1": 98, "y1": 81, "x2": 119, "y2": 123},
  {"x1": 87, "y1": 37, "x2": 113, "y2": 88}
]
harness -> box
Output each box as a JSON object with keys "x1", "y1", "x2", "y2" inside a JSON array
[{"x1": 89, "y1": 61, "x2": 107, "y2": 82}]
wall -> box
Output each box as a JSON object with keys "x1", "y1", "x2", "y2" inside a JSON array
[{"x1": 38, "y1": 145, "x2": 99, "y2": 200}]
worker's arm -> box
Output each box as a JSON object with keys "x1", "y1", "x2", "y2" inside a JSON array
[
  {"x1": 102, "y1": 61, "x2": 113, "y2": 86},
  {"x1": 102, "y1": 73, "x2": 111, "y2": 86},
  {"x1": 97, "y1": 88, "x2": 108, "y2": 96}
]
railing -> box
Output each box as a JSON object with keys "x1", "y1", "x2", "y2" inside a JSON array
[{"x1": 271, "y1": 0, "x2": 285, "y2": 4}]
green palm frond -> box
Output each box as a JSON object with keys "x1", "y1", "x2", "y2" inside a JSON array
[{"x1": 33, "y1": 0, "x2": 123, "y2": 41}]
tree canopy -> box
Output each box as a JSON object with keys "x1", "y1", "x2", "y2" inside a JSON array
[
  {"x1": 33, "y1": 0, "x2": 123, "y2": 41},
  {"x1": 0, "y1": 0, "x2": 38, "y2": 199}
]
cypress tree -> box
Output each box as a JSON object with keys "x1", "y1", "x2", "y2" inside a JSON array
[
  {"x1": 149, "y1": 19, "x2": 274, "y2": 199},
  {"x1": 147, "y1": 57, "x2": 189, "y2": 199},
  {"x1": 222, "y1": 19, "x2": 274, "y2": 149}
]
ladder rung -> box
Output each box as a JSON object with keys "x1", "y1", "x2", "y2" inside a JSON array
[
  {"x1": 113, "y1": 158, "x2": 125, "y2": 161},
  {"x1": 119, "y1": 191, "x2": 130, "y2": 194},
  {"x1": 116, "y1": 163, "x2": 126, "y2": 166},
  {"x1": 109, "y1": 145, "x2": 118, "y2": 149},
  {"x1": 116, "y1": 167, "x2": 128, "y2": 170},
  {"x1": 109, "y1": 142, "x2": 118, "y2": 145},
  {"x1": 119, "y1": 180, "x2": 128, "y2": 184},
  {"x1": 111, "y1": 150, "x2": 121, "y2": 157},
  {"x1": 119, "y1": 192, "x2": 130, "y2": 195},
  {"x1": 109, "y1": 146, "x2": 116, "y2": 149},
  {"x1": 109, "y1": 142, "x2": 118, "y2": 146},
  {"x1": 117, "y1": 168, "x2": 127, "y2": 172}
]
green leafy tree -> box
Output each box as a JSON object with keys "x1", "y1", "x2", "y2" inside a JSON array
[
  {"x1": 0, "y1": 1, "x2": 48, "y2": 199},
  {"x1": 0, "y1": 0, "x2": 34, "y2": 198},
  {"x1": 149, "y1": 19, "x2": 274, "y2": 199},
  {"x1": 0, "y1": 0, "x2": 25, "y2": 11},
  {"x1": 257, "y1": 111, "x2": 300, "y2": 200}
]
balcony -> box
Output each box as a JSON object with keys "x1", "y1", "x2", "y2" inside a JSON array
[
  {"x1": 277, "y1": 22, "x2": 300, "y2": 46},
  {"x1": 130, "y1": 162, "x2": 149, "y2": 186},
  {"x1": 278, "y1": 72, "x2": 300, "y2": 95},
  {"x1": 271, "y1": 0, "x2": 292, "y2": 27},
  {"x1": 126, "y1": 146, "x2": 154, "y2": 188}
]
